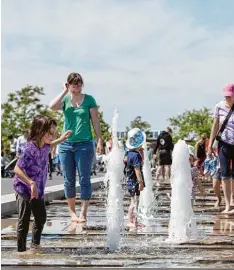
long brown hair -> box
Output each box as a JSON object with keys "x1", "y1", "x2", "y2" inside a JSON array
[{"x1": 28, "y1": 115, "x2": 57, "y2": 146}]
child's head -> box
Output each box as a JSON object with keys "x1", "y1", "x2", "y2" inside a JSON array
[
  {"x1": 67, "y1": 72, "x2": 84, "y2": 96},
  {"x1": 126, "y1": 128, "x2": 145, "y2": 151},
  {"x1": 1, "y1": 151, "x2": 4, "y2": 157},
  {"x1": 28, "y1": 115, "x2": 57, "y2": 147},
  {"x1": 188, "y1": 145, "x2": 195, "y2": 164}
]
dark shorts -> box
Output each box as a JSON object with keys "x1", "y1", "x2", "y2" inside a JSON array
[
  {"x1": 218, "y1": 141, "x2": 234, "y2": 180},
  {"x1": 213, "y1": 168, "x2": 221, "y2": 181},
  {"x1": 127, "y1": 179, "x2": 145, "y2": 197},
  {"x1": 158, "y1": 150, "x2": 172, "y2": 166}
]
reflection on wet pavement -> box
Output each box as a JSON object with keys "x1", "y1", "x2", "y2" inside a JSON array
[{"x1": 1, "y1": 180, "x2": 234, "y2": 268}]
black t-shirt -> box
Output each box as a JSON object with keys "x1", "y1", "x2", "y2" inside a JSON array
[
  {"x1": 154, "y1": 131, "x2": 174, "y2": 154},
  {"x1": 196, "y1": 142, "x2": 206, "y2": 159}
]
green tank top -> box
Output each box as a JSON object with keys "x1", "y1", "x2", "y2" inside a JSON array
[{"x1": 62, "y1": 93, "x2": 97, "y2": 142}]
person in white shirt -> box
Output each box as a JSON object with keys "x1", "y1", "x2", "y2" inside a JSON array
[
  {"x1": 16, "y1": 130, "x2": 29, "y2": 157},
  {"x1": 8, "y1": 135, "x2": 17, "y2": 160}
]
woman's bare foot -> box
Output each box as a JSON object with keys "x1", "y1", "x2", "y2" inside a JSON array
[
  {"x1": 70, "y1": 213, "x2": 79, "y2": 222},
  {"x1": 68, "y1": 222, "x2": 78, "y2": 233},
  {"x1": 77, "y1": 216, "x2": 86, "y2": 223},
  {"x1": 214, "y1": 197, "x2": 222, "y2": 208}
]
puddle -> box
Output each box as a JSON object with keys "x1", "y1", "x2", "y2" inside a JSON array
[{"x1": 1, "y1": 183, "x2": 234, "y2": 267}]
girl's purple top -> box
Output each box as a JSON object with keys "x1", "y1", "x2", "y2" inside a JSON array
[
  {"x1": 213, "y1": 101, "x2": 234, "y2": 145},
  {"x1": 14, "y1": 141, "x2": 51, "y2": 200}
]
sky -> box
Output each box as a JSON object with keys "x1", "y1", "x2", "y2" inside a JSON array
[{"x1": 2, "y1": 0, "x2": 234, "y2": 130}]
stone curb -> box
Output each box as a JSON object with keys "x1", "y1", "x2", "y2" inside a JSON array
[{"x1": 1, "y1": 177, "x2": 104, "y2": 217}]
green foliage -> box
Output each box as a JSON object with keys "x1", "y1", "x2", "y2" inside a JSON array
[
  {"x1": 1, "y1": 86, "x2": 63, "y2": 144},
  {"x1": 91, "y1": 109, "x2": 111, "y2": 141},
  {"x1": 168, "y1": 107, "x2": 213, "y2": 141},
  {"x1": 126, "y1": 116, "x2": 151, "y2": 133},
  {"x1": 39, "y1": 106, "x2": 64, "y2": 133}
]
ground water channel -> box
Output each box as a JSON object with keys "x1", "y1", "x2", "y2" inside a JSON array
[{"x1": 1, "y1": 178, "x2": 234, "y2": 268}]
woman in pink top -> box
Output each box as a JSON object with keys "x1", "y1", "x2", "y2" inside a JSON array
[{"x1": 208, "y1": 84, "x2": 234, "y2": 214}]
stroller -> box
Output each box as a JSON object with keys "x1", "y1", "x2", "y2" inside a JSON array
[{"x1": 3, "y1": 157, "x2": 18, "y2": 178}]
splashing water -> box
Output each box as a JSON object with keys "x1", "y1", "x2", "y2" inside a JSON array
[
  {"x1": 138, "y1": 141, "x2": 155, "y2": 218},
  {"x1": 106, "y1": 108, "x2": 125, "y2": 251},
  {"x1": 168, "y1": 140, "x2": 197, "y2": 243}
]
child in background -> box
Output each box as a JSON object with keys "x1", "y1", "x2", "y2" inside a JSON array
[
  {"x1": 188, "y1": 145, "x2": 206, "y2": 206},
  {"x1": 13, "y1": 115, "x2": 72, "y2": 255},
  {"x1": 125, "y1": 128, "x2": 145, "y2": 228}
]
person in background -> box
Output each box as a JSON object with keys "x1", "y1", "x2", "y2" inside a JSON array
[
  {"x1": 153, "y1": 127, "x2": 174, "y2": 184},
  {"x1": 16, "y1": 130, "x2": 29, "y2": 157},
  {"x1": 208, "y1": 83, "x2": 234, "y2": 214},
  {"x1": 8, "y1": 135, "x2": 17, "y2": 160},
  {"x1": 147, "y1": 143, "x2": 153, "y2": 166},
  {"x1": 195, "y1": 134, "x2": 207, "y2": 176},
  {"x1": 1, "y1": 151, "x2": 6, "y2": 178},
  {"x1": 105, "y1": 136, "x2": 113, "y2": 155},
  {"x1": 52, "y1": 132, "x2": 62, "y2": 176},
  {"x1": 188, "y1": 145, "x2": 206, "y2": 207}
]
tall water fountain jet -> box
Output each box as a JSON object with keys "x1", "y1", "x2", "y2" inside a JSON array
[
  {"x1": 138, "y1": 140, "x2": 155, "y2": 218},
  {"x1": 106, "y1": 107, "x2": 125, "y2": 251},
  {"x1": 168, "y1": 140, "x2": 197, "y2": 243}
]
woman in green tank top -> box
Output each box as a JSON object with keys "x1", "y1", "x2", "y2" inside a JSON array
[{"x1": 49, "y1": 73, "x2": 103, "y2": 223}]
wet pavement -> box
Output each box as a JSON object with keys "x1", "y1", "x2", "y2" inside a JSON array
[{"x1": 1, "y1": 178, "x2": 234, "y2": 268}]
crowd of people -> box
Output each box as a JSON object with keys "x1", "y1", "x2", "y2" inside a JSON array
[{"x1": 1, "y1": 73, "x2": 233, "y2": 255}]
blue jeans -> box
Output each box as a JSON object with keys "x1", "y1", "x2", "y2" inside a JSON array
[
  {"x1": 218, "y1": 140, "x2": 234, "y2": 180},
  {"x1": 59, "y1": 141, "x2": 94, "y2": 200}
]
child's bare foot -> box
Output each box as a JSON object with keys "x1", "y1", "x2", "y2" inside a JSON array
[
  {"x1": 221, "y1": 207, "x2": 231, "y2": 214},
  {"x1": 127, "y1": 222, "x2": 136, "y2": 228},
  {"x1": 129, "y1": 227, "x2": 137, "y2": 232},
  {"x1": 136, "y1": 223, "x2": 145, "y2": 228},
  {"x1": 214, "y1": 198, "x2": 222, "y2": 208},
  {"x1": 154, "y1": 180, "x2": 160, "y2": 187},
  {"x1": 226, "y1": 209, "x2": 234, "y2": 216},
  {"x1": 16, "y1": 250, "x2": 34, "y2": 257}
]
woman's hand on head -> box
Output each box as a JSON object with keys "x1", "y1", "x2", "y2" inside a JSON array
[{"x1": 63, "y1": 82, "x2": 69, "y2": 94}]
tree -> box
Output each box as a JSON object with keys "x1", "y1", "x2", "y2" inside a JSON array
[
  {"x1": 40, "y1": 106, "x2": 64, "y2": 133},
  {"x1": 1, "y1": 86, "x2": 63, "y2": 143},
  {"x1": 91, "y1": 108, "x2": 111, "y2": 141},
  {"x1": 126, "y1": 116, "x2": 151, "y2": 134},
  {"x1": 168, "y1": 107, "x2": 213, "y2": 142}
]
